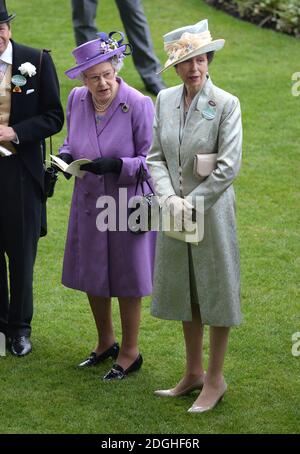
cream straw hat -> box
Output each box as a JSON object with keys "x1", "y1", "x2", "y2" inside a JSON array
[{"x1": 160, "y1": 19, "x2": 224, "y2": 73}]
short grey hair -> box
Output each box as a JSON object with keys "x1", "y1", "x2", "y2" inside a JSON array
[{"x1": 110, "y1": 56, "x2": 124, "y2": 73}]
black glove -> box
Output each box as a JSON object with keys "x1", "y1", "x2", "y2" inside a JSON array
[
  {"x1": 80, "y1": 157, "x2": 122, "y2": 175},
  {"x1": 53, "y1": 153, "x2": 73, "y2": 180}
]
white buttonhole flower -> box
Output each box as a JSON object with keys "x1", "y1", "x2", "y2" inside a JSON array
[{"x1": 18, "y1": 62, "x2": 37, "y2": 77}]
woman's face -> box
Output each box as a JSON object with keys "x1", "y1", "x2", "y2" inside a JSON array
[
  {"x1": 83, "y1": 61, "x2": 117, "y2": 103},
  {"x1": 175, "y1": 54, "x2": 208, "y2": 92}
]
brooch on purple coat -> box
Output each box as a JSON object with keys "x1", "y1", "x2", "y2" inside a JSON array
[{"x1": 121, "y1": 103, "x2": 129, "y2": 113}]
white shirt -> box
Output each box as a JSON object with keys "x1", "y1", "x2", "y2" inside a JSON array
[
  {"x1": 0, "y1": 40, "x2": 13, "y2": 65},
  {"x1": 0, "y1": 41, "x2": 18, "y2": 143}
]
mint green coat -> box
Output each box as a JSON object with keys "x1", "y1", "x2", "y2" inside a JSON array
[{"x1": 146, "y1": 77, "x2": 242, "y2": 326}]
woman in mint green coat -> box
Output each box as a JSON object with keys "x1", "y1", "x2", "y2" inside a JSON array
[{"x1": 147, "y1": 20, "x2": 242, "y2": 413}]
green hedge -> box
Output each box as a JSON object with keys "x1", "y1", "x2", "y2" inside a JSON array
[{"x1": 205, "y1": 0, "x2": 300, "y2": 37}]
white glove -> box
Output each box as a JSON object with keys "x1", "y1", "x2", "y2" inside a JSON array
[{"x1": 165, "y1": 195, "x2": 194, "y2": 230}]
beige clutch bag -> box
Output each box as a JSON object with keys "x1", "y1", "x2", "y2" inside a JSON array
[
  {"x1": 163, "y1": 213, "x2": 201, "y2": 245},
  {"x1": 193, "y1": 153, "x2": 217, "y2": 178},
  {"x1": 164, "y1": 227, "x2": 200, "y2": 245}
]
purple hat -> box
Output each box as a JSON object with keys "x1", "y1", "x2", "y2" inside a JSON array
[{"x1": 65, "y1": 31, "x2": 132, "y2": 79}]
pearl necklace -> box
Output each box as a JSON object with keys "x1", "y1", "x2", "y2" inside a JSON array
[{"x1": 92, "y1": 93, "x2": 114, "y2": 112}]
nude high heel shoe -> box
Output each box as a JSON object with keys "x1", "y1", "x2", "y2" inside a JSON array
[
  {"x1": 154, "y1": 376, "x2": 204, "y2": 397},
  {"x1": 187, "y1": 381, "x2": 227, "y2": 413}
]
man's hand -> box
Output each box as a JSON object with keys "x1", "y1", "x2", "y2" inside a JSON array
[
  {"x1": 80, "y1": 157, "x2": 122, "y2": 175},
  {"x1": 0, "y1": 126, "x2": 17, "y2": 142}
]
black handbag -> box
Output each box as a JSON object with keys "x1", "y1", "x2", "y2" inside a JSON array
[
  {"x1": 38, "y1": 50, "x2": 58, "y2": 202},
  {"x1": 44, "y1": 165, "x2": 58, "y2": 198},
  {"x1": 42, "y1": 136, "x2": 58, "y2": 200},
  {"x1": 128, "y1": 166, "x2": 158, "y2": 234},
  {"x1": 40, "y1": 136, "x2": 58, "y2": 238}
]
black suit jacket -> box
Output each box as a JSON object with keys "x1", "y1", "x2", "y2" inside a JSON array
[{"x1": 8, "y1": 40, "x2": 64, "y2": 189}]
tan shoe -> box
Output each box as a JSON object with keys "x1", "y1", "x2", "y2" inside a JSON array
[
  {"x1": 154, "y1": 377, "x2": 204, "y2": 397},
  {"x1": 187, "y1": 381, "x2": 227, "y2": 413}
]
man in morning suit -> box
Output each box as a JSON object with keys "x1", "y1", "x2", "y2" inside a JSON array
[{"x1": 0, "y1": 1, "x2": 64, "y2": 356}]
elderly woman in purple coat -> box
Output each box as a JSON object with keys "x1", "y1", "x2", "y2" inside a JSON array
[{"x1": 58, "y1": 32, "x2": 156, "y2": 380}]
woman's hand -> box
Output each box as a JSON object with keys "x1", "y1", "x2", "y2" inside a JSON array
[
  {"x1": 166, "y1": 195, "x2": 194, "y2": 215},
  {"x1": 166, "y1": 195, "x2": 194, "y2": 229},
  {"x1": 53, "y1": 153, "x2": 73, "y2": 180},
  {"x1": 80, "y1": 157, "x2": 122, "y2": 175}
]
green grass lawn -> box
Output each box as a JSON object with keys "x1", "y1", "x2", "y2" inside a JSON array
[{"x1": 0, "y1": 0, "x2": 299, "y2": 434}]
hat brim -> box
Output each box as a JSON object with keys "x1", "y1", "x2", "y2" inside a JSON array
[
  {"x1": 0, "y1": 13, "x2": 16, "y2": 24},
  {"x1": 65, "y1": 45, "x2": 126, "y2": 79},
  {"x1": 159, "y1": 39, "x2": 225, "y2": 74}
]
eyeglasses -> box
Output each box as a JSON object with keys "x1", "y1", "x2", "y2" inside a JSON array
[{"x1": 83, "y1": 69, "x2": 115, "y2": 84}]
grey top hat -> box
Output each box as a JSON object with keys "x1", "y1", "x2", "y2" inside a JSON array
[{"x1": 0, "y1": 0, "x2": 16, "y2": 24}]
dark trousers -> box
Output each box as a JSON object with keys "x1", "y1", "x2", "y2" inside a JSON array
[
  {"x1": 71, "y1": 0, "x2": 165, "y2": 88},
  {"x1": 0, "y1": 156, "x2": 41, "y2": 337}
]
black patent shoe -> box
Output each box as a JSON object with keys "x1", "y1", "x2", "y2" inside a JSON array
[
  {"x1": 78, "y1": 342, "x2": 119, "y2": 368},
  {"x1": 103, "y1": 354, "x2": 143, "y2": 381},
  {"x1": 10, "y1": 336, "x2": 32, "y2": 357}
]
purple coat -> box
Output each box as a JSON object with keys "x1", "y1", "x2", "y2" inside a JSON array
[{"x1": 59, "y1": 78, "x2": 156, "y2": 297}]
